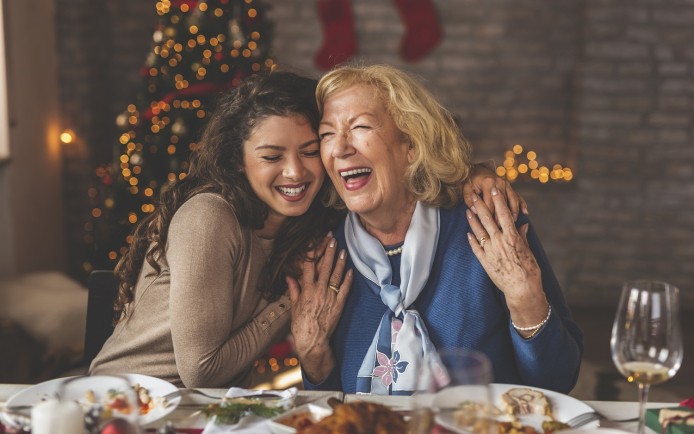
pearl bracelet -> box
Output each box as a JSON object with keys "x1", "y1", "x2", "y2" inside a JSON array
[{"x1": 511, "y1": 303, "x2": 552, "y2": 332}]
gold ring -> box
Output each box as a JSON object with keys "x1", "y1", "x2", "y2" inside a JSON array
[
  {"x1": 478, "y1": 235, "x2": 488, "y2": 248},
  {"x1": 328, "y1": 283, "x2": 340, "y2": 294}
]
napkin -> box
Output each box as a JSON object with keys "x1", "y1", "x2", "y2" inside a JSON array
[{"x1": 201, "y1": 387, "x2": 297, "y2": 434}]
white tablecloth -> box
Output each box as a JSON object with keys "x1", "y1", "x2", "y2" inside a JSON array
[{"x1": 0, "y1": 383, "x2": 676, "y2": 432}]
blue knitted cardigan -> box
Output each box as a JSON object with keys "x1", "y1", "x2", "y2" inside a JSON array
[{"x1": 304, "y1": 202, "x2": 584, "y2": 394}]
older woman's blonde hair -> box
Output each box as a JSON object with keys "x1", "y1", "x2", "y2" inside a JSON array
[{"x1": 316, "y1": 64, "x2": 472, "y2": 209}]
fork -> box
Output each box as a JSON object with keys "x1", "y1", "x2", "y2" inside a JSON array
[
  {"x1": 566, "y1": 412, "x2": 602, "y2": 428},
  {"x1": 162, "y1": 389, "x2": 284, "y2": 403},
  {"x1": 566, "y1": 411, "x2": 639, "y2": 428},
  {"x1": 161, "y1": 389, "x2": 225, "y2": 401},
  {"x1": 0, "y1": 406, "x2": 32, "y2": 430}
]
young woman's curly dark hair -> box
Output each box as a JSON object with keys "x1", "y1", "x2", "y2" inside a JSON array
[{"x1": 113, "y1": 71, "x2": 343, "y2": 321}]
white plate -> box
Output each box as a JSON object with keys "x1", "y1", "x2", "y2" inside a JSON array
[
  {"x1": 560, "y1": 429, "x2": 631, "y2": 434},
  {"x1": 267, "y1": 403, "x2": 333, "y2": 434},
  {"x1": 3, "y1": 374, "x2": 180, "y2": 426},
  {"x1": 433, "y1": 383, "x2": 598, "y2": 433}
]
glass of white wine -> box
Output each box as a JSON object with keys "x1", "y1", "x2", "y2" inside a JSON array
[{"x1": 610, "y1": 280, "x2": 683, "y2": 434}]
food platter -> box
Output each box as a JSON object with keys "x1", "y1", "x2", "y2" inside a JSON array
[
  {"x1": 199, "y1": 387, "x2": 298, "y2": 430},
  {"x1": 2, "y1": 374, "x2": 180, "y2": 427},
  {"x1": 433, "y1": 383, "x2": 599, "y2": 434},
  {"x1": 267, "y1": 403, "x2": 333, "y2": 434}
]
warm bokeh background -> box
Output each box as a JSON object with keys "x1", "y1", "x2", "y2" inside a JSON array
[{"x1": 0, "y1": 0, "x2": 692, "y2": 401}]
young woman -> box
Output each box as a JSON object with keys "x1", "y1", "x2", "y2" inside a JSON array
[{"x1": 90, "y1": 71, "x2": 522, "y2": 388}]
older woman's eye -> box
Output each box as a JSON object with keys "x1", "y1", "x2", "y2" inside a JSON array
[{"x1": 319, "y1": 132, "x2": 334, "y2": 140}]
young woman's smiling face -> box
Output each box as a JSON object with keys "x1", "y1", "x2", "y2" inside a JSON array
[{"x1": 243, "y1": 114, "x2": 325, "y2": 235}]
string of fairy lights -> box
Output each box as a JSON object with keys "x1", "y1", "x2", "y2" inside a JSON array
[
  {"x1": 113, "y1": 0, "x2": 273, "y2": 217},
  {"x1": 496, "y1": 144, "x2": 574, "y2": 183},
  {"x1": 79, "y1": 0, "x2": 275, "y2": 273}
]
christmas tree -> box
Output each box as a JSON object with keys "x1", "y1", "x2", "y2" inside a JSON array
[{"x1": 84, "y1": 0, "x2": 274, "y2": 272}]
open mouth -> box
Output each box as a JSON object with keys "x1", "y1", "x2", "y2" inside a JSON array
[
  {"x1": 276, "y1": 184, "x2": 308, "y2": 198},
  {"x1": 339, "y1": 167, "x2": 372, "y2": 181}
]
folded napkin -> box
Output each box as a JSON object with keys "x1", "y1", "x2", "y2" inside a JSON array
[{"x1": 201, "y1": 387, "x2": 297, "y2": 434}]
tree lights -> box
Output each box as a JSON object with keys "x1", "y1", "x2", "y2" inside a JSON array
[{"x1": 84, "y1": 0, "x2": 274, "y2": 273}]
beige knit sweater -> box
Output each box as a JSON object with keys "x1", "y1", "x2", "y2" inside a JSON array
[{"x1": 89, "y1": 193, "x2": 291, "y2": 388}]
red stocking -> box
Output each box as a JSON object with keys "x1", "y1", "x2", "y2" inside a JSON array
[
  {"x1": 314, "y1": 0, "x2": 357, "y2": 70},
  {"x1": 392, "y1": 0, "x2": 442, "y2": 62}
]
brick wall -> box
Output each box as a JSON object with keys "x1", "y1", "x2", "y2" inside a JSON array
[
  {"x1": 57, "y1": 0, "x2": 694, "y2": 306},
  {"x1": 565, "y1": 0, "x2": 694, "y2": 306},
  {"x1": 56, "y1": 0, "x2": 154, "y2": 278}
]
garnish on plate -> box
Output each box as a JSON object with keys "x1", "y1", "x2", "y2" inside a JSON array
[
  {"x1": 541, "y1": 420, "x2": 571, "y2": 433},
  {"x1": 201, "y1": 399, "x2": 285, "y2": 425}
]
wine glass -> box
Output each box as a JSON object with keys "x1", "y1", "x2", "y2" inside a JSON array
[
  {"x1": 411, "y1": 348, "x2": 493, "y2": 434},
  {"x1": 610, "y1": 280, "x2": 683, "y2": 434}
]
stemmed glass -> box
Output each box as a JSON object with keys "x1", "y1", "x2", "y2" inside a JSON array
[
  {"x1": 610, "y1": 280, "x2": 683, "y2": 434},
  {"x1": 411, "y1": 349, "x2": 493, "y2": 434}
]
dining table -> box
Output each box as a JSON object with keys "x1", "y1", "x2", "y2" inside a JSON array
[{"x1": 0, "y1": 382, "x2": 677, "y2": 433}]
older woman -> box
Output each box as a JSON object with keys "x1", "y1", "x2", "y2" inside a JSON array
[{"x1": 288, "y1": 64, "x2": 583, "y2": 395}]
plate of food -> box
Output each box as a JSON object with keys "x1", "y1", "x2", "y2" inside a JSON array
[
  {"x1": 271, "y1": 400, "x2": 407, "y2": 434},
  {"x1": 267, "y1": 403, "x2": 333, "y2": 434},
  {"x1": 433, "y1": 383, "x2": 598, "y2": 434},
  {"x1": 2, "y1": 374, "x2": 180, "y2": 427}
]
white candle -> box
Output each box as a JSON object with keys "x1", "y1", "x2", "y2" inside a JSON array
[{"x1": 31, "y1": 399, "x2": 84, "y2": 434}]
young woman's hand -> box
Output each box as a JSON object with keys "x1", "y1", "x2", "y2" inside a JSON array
[
  {"x1": 287, "y1": 234, "x2": 352, "y2": 383},
  {"x1": 463, "y1": 164, "x2": 528, "y2": 221}
]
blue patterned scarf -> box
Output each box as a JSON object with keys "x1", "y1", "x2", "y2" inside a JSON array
[{"x1": 345, "y1": 202, "x2": 440, "y2": 394}]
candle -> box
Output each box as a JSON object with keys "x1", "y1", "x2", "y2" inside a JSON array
[{"x1": 31, "y1": 399, "x2": 84, "y2": 434}]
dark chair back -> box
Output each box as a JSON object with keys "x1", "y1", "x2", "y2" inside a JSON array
[{"x1": 84, "y1": 270, "x2": 119, "y2": 366}]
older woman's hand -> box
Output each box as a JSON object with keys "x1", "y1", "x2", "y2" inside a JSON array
[
  {"x1": 287, "y1": 235, "x2": 352, "y2": 383},
  {"x1": 463, "y1": 164, "x2": 528, "y2": 221},
  {"x1": 466, "y1": 188, "x2": 549, "y2": 338}
]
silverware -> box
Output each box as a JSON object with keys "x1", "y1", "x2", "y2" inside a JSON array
[
  {"x1": 566, "y1": 411, "x2": 639, "y2": 428},
  {"x1": 162, "y1": 389, "x2": 286, "y2": 403},
  {"x1": 1, "y1": 404, "x2": 34, "y2": 418},
  {"x1": 0, "y1": 405, "x2": 32, "y2": 430},
  {"x1": 567, "y1": 411, "x2": 601, "y2": 428},
  {"x1": 161, "y1": 389, "x2": 225, "y2": 402}
]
